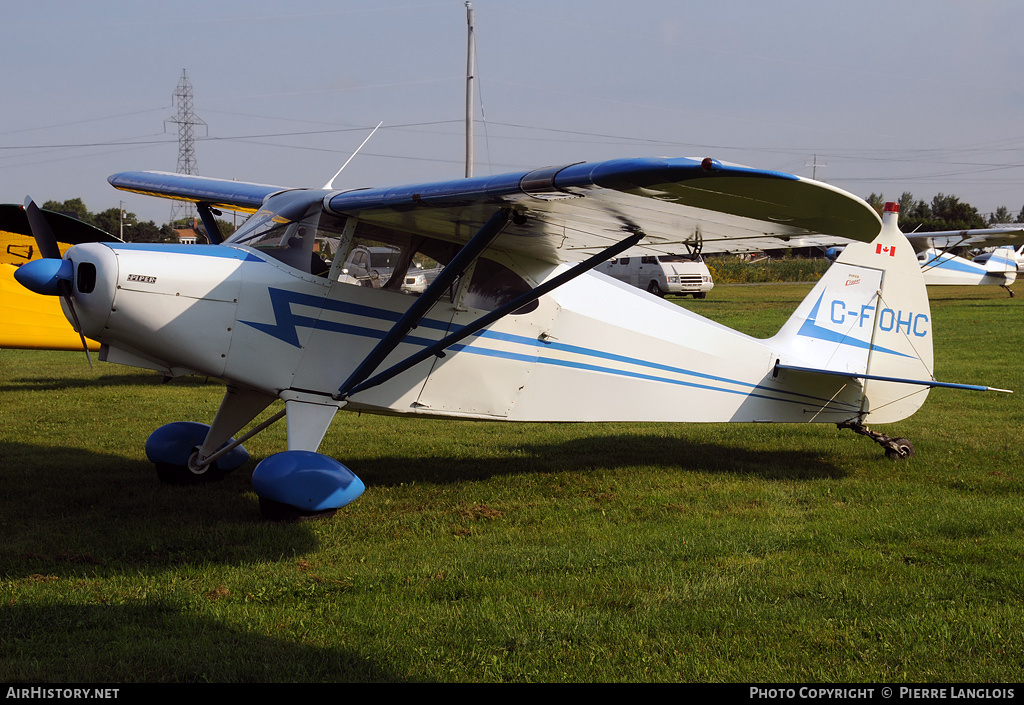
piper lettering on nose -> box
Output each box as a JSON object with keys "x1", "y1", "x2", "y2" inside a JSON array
[{"x1": 127, "y1": 274, "x2": 157, "y2": 284}]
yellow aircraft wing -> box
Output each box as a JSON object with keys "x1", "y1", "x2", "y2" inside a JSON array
[{"x1": 0, "y1": 205, "x2": 115, "y2": 351}]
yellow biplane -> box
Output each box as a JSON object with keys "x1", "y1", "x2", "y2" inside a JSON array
[{"x1": 0, "y1": 204, "x2": 114, "y2": 351}]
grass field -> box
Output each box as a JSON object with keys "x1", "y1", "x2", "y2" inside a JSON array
[{"x1": 1, "y1": 283, "x2": 1021, "y2": 683}]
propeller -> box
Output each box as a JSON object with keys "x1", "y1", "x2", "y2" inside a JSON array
[{"x1": 14, "y1": 197, "x2": 93, "y2": 366}]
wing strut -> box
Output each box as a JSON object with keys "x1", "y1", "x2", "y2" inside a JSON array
[
  {"x1": 336, "y1": 228, "x2": 644, "y2": 401},
  {"x1": 196, "y1": 203, "x2": 223, "y2": 244},
  {"x1": 334, "y1": 207, "x2": 513, "y2": 400}
]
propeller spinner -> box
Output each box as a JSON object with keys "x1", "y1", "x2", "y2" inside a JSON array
[{"x1": 13, "y1": 197, "x2": 93, "y2": 366}]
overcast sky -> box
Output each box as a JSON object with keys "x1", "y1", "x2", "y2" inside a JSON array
[{"x1": 3, "y1": 0, "x2": 1024, "y2": 225}]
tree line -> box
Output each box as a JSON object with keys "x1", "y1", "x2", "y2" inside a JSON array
[
  {"x1": 41, "y1": 197, "x2": 235, "y2": 243},
  {"x1": 865, "y1": 191, "x2": 1024, "y2": 232}
]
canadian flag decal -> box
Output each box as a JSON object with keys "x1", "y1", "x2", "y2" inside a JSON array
[{"x1": 876, "y1": 244, "x2": 896, "y2": 257}]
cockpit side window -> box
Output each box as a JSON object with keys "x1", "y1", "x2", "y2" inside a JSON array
[
  {"x1": 229, "y1": 200, "x2": 537, "y2": 313},
  {"x1": 465, "y1": 258, "x2": 538, "y2": 314}
]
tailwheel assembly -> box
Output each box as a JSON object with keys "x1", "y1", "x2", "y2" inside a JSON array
[{"x1": 838, "y1": 421, "x2": 915, "y2": 460}]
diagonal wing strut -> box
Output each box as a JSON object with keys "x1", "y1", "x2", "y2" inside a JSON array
[
  {"x1": 333, "y1": 215, "x2": 638, "y2": 401},
  {"x1": 335, "y1": 208, "x2": 514, "y2": 399}
]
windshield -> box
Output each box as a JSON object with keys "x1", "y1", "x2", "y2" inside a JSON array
[
  {"x1": 224, "y1": 192, "x2": 537, "y2": 313},
  {"x1": 225, "y1": 191, "x2": 349, "y2": 275}
]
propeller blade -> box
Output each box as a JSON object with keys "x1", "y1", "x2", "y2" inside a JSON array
[
  {"x1": 22, "y1": 197, "x2": 92, "y2": 366},
  {"x1": 23, "y1": 197, "x2": 62, "y2": 260},
  {"x1": 60, "y1": 288, "x2": 93, "y2": 369}
]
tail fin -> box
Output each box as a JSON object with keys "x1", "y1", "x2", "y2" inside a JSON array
[
  {"x1": 983, "y1": 246, "x2": 1018, "y2": 284},
  {"x1": 769, "y1": 202, "x2": 935, "y2": 423}
]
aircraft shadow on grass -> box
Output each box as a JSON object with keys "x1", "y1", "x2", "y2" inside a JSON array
[
  {"x1": 0, "y1": 442, "x2": 319, "y2": 578},
  {"x1": 327, "y1": 431, "x2": 848, "y2": 488},
  {"x1": 2, "y1": 430, "x2": 842, "y2": 565},
  {"x1": 0, "y1": 602, "x2": 412, "y2": 682},
  {"x1": 0, "y1": 372, "x2": 219, "y2": 393}
]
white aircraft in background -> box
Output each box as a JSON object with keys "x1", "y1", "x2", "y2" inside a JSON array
[
  {"x1": 968, "y1": 242, "x2": 1024, "y2": 273},
  {"x1": 826, "y1": 227, "x2": 1024, "y2": 296},
  {"x1": 15, "y1": 158, "x2": 1010, "y2": 520}
]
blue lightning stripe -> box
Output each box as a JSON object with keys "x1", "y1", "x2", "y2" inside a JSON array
[{"x1": 241, "y1": 288, "x2": 862, "y2": 411}]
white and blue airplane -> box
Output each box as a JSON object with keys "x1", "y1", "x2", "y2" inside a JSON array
[
  {"x1": 826, "y1": 227, "x2": 1024, "y2": 296},
  {"x1": 14, "y1": 157, "x2": 1010, "y2": 519}
]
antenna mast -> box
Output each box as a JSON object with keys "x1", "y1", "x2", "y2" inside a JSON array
[
  {"x1": 166, "y1": 69, "x2": 207, "y2": 223},
  {"x1": 465, "y1": 2, "x2": 475, "y2": 178}
]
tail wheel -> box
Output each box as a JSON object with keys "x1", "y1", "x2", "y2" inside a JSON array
[{"x1": 885, "y1": 438, "x2": 915, "y2": 460}]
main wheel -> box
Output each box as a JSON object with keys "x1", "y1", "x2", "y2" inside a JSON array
[
  {"x1": 251, "y1": 451, "x2": 365, "y2": 520},
  {"x1": 155, "y1": 448, "x2": 227, "y2": 485}
]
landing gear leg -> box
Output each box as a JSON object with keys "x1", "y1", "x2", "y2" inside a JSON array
[
  {"x1": 837, "y1": 421, "x2": 915, "y2": 460},
  {"x1": 1001, "y1": 284, "x2": 1015, "y2": 298}
]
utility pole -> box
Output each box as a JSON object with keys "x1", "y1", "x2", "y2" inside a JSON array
[
  {"x1": 465, "y1": 2, "x2": 475, "y2": 178},
  {"x1": 166, "y1": 69, "x2": 207, "y2": 223},
  {"x1": 806, "y1": 153, "x2": 827, "y2": 181}
]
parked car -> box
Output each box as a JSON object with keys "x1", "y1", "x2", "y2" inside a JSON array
[
  {"x1": 596, "y1": 254, "x2": 713, "y2": 298},
  {"x1": 342, "y1": 245, "x2": 401, "y2": 288},
  {"x1": 400, "y1": 265, "x2": 442, "y2": 294}
]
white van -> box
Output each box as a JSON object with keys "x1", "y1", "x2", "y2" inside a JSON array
[{"x1": 597, "y1": 254, "x2": 714, "y2": 298}]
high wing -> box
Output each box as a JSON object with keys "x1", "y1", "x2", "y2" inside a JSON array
[
  {"x1": 110, "y1": 157, "x2": 882, "y2": 262},
  {"x1": 903, "y1": 226, "x2": 1024, "y2": 251},
  {"x1": 107, "y1": 171, "x2": 285, "y2": 214}
]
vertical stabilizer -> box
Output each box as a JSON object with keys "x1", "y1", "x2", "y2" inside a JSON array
[
  {"x1": 983, "y1": 245, "x2": 1019, "y2": 284},
  {"x1": 770, "y1": 202, "x2": 934, "y2": 423}
]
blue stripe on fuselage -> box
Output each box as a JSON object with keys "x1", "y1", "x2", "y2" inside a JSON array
[
  {"x1": 240, "y1": 287, "x2": 860, "y2": 411},
  {"x1": 106, "y1": 243, "x2": 263, "y2": 262}
]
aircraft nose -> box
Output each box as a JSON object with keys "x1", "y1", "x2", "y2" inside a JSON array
[{"x1": 61, "y1": 242, "x2": 118, "y2": 341}]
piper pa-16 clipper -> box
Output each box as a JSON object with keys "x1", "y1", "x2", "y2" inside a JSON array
[{"x1": 14, "y1": 157, "x2": 1011, "y2": 519}]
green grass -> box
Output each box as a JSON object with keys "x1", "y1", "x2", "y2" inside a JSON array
[
  {"x1": 1, "y1": 284, "x2": 1022, "y2": 682},
  {"x1": 704, "y1": 256, "x2": 832, "y2": 284}
]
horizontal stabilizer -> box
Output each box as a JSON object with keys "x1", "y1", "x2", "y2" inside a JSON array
[
  {"x1": 982, "y1": 246, "x2": 1018, "y2": 274},
  {"x1": 774, "y1": 363, "x2": 1012, "y2": 393}
]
